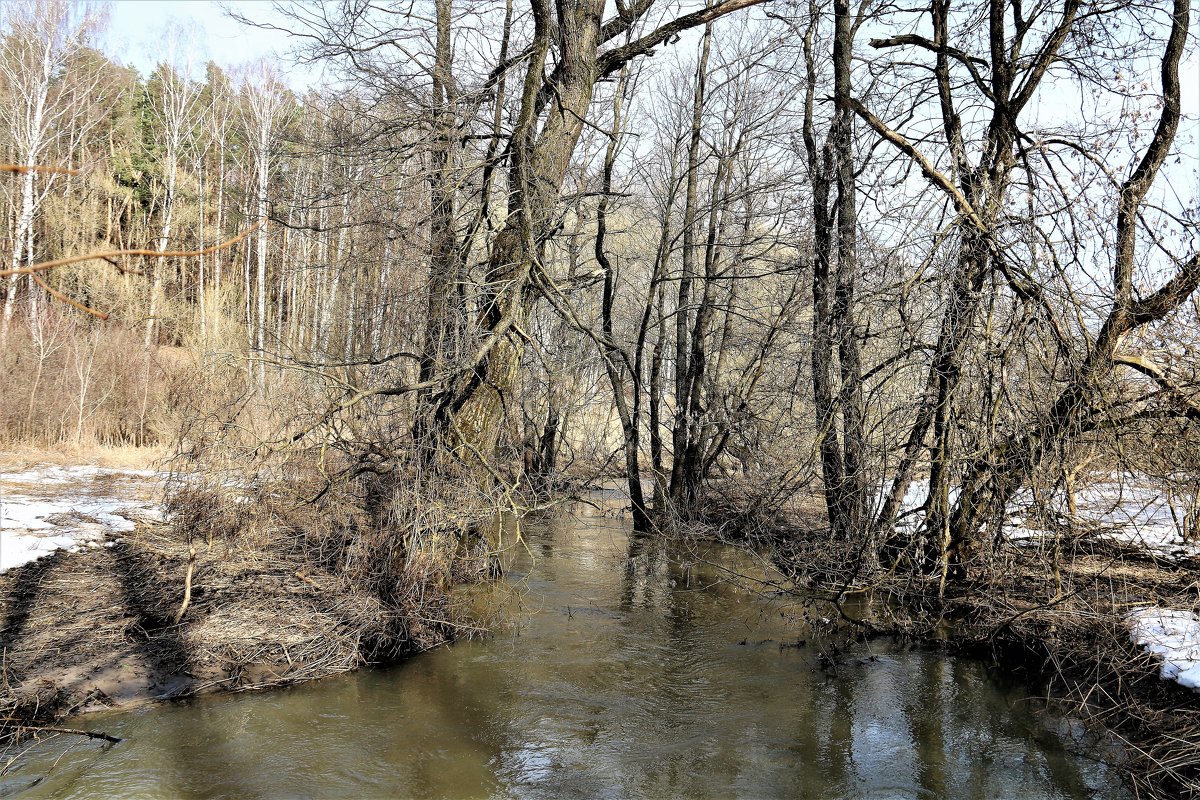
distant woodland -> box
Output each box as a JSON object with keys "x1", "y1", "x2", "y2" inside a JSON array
[{"x1": 1, "y1": 0, "x2": 1198, "y2": 618}]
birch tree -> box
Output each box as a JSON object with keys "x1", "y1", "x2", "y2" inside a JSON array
[
  {"x1": 0, "y1": 0, "x2": 104, "y2": 339},
  {"x1": 144, "y1": 30, "x2": 202, "y2": 347},
  {"x1": 238, "y1": 61, "x2": 288, "y2": 383}
]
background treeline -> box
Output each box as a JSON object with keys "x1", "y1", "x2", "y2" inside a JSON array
[
  {"x1": 2, "y1": 0, "x2": 1198, "y2": 587},
  {"x1": 0, "y1": 2, "x2": 427, "y2": 450}
]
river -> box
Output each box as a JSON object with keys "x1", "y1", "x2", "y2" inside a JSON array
[{"x1": 0, "y1": 507, "x2": 1126, "y2": 799}]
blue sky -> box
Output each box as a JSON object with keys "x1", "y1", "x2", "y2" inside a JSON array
[{"x1": 103, "y1": 1, "x2": 317, "y2": 86}]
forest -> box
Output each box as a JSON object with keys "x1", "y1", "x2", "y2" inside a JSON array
[{"x1": 1, "y1": 0, "x2": 1198, "y2": 797}]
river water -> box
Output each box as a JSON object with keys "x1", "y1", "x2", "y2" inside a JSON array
[{"x1": 2, "y1": 509, "x2": 1126, "y2": 799}]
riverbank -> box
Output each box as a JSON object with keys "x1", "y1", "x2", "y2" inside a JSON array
[
  {"x1": 695, "y1": 485, "x2": 1200, "y2": 800},
  {"x1": 0, "y1": 458, "x2": 451, "y2": 744},
  {"x1": 3, "y1": 461, "x2": 1195, "y2": 797},
  {"x1": 0, "y1": 509, "x2": 1126, "y2": 799}
]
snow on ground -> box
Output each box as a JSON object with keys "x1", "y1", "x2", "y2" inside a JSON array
[
  {"x1": 880, "y1": 474, "x2": 1200, "y2": 689},
  {"x1": 0, "y1": 465, "x2": 165, "y2": 573},
  {"x1": 880, "y1": 473, "x2": 1200, "y2": 560},
  {"x1": 1128, "y1": 608, "x2": 1200, "y2": 692},
  {"x1": 1064, "y1": 480, "x2": 1200, "y2": 558}
]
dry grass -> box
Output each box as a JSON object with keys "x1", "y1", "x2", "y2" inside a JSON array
[
  {"x1": 0, "y1": 445, "x2": 165, "y2": 472},
  {"x1": 0, "y1": 459, "x2": 496, "y2": 746},
  {"x1": 945, "y1": 542, "x2": 1200, "y2": 800},
  {"x1": 0, "y1": 519, "x2": 412, "y2": 745}
]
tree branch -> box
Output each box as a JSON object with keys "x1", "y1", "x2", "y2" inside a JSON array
[
  {"x1": 597, "y1": 0, "x2": 771, "y2": 77},
  {"x1": 0, "y1": 220, "x2": 265, "y2": 278}
]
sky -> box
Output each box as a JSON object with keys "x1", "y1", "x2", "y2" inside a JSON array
[
  {"x1": 103, "y1": 1, "x2": 318, "y2": 87},
  {"x1": 100, "y1": 0, "x2": 1196, "y2": 211}
]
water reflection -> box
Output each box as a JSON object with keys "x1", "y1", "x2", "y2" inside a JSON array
[{"x1": 2, "y1": 511, "x2": 1125, "y2": 799}]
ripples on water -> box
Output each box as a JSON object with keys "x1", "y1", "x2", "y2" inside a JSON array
[{"x1": 1, "y1": 510, "x2": 1127, "y2": 799}]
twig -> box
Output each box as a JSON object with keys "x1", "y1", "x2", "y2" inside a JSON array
[
  {"x1": 172, "y1": 543, "x2": 197, "y2": 625},
  {"x1": 294, "y1": 571, "x2": 322, "y2": 589},
  {"x1": 31, "y1": 273, "x2": 109, "y2": 320},
  {"x1": 18, "y1": 725, "x2": 121, "y2": 744},
  {"x1": 0, "y1": 220, "x2": 265, "y2": 278}
]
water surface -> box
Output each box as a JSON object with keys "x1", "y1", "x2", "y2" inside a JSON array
[{"x1": 1, "y1": 511, "x2": 1126, "y2": 799}]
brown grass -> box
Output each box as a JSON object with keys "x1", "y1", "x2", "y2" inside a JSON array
[
  {"x1": 0, "y1": 445, "x2": 165, "y2": 472},
  {"x1": 0, "y1": 462, "x2": 492, "y2": 746}
]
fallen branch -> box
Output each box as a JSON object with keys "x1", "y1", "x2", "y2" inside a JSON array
[
  {"x1": 172, "y1": 544, "x2": 197, "y2": 625},
  {"x1": 18, "y1": 725, "x2": 121, "y2": 744},
  {"x1": 294, "y1": 571, "x2": 322, "y2": 590}
]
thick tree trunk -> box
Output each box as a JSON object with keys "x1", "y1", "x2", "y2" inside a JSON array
[
  {"x1": 431, "y1": 0, "x2": 768, "y2": 475},
  {"x1": 415, "y1": 0, "x2": 465, "y2": 450},
  {"x1": 438, "y1": 0, "x2": 605, "y2": 467},
  {"x1": 668, "y1": 22, "x2": 712, "y2": 509},
  {"x1": 831, "y1": 0, "x2": 867, "y2": 536}
]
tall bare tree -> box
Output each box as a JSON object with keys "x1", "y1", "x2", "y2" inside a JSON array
[{"x1": 0, "y1": 0, "x2": 105, "y2": 338}]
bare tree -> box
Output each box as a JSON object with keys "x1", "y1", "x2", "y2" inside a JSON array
[
  {"x1": 843, "y1": 0, "x2": 1198, "y2": 587},
  {"x1": 143, "y1": 31, "x2": 202, "y2": 348},
  {"x1": 0, "y1": 0, "x2": 106, "y2": 338}
]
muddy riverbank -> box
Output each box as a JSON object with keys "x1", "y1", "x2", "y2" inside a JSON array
[
  {"x1": 0, "y1": 462, "x2": 444, "y2": 737},
  {"x1": 1, "y1": 510, "x2": 1127, "y2": 798},
  {"x1": 0, "y1": 463, "x2": 1190, "y2": 797}
]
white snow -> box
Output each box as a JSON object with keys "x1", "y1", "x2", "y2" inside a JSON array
[
  {"x1": 0, "y1": 530, "x2": 81, "y2": 571},
  {"x1": 879, "y1": 473, "x2": 1200, "y2": 560},
  {"x1": 0, "y1": 465, "x2": 103, "y2": 485},
  {"x1": 1064, "y1": 480, "x2": 1200, "y2": 558},
  {"x1": 0, "y1": 465, "x2": 164, "y2": 572},
  {"x1": 1127, "y1": 608, "x2": 1200, "y2": 692}
]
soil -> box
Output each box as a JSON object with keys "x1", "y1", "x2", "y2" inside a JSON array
[
  {"x1": 0, "y1": 451, "x2": 482, "y2": 749},
  {"x1": 0, "y1": 514, "x2": 428, "y2": 741}
]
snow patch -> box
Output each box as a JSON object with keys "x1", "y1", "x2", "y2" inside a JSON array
[
  {"x1": 1127, "y1": 608, "x2": 1200, "y2": 691},
  {"x1": 878, "y1": 474, "x2": 1200, "y2": 560},
  {"x1": 0, "y1": 531, "x2": 81, "y2": 572},
  {"x1": 1, "y1": 465, "x2": 165, "y2": 573},
  {"x1": 1065, "y1": 481, "x2": 1200, "y2": 558}
]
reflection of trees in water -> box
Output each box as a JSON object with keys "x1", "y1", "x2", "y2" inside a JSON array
[
  {"x1": 609, "y1": 524, "x2": 1116, "y2": 799},
  {"x1": 907, "y1": 653, "x2": 948, "y2": 797},
  {"x1": 620, "y1": 532, "x2": 671, "y2": 612},
  {"x1": 2, "y1": 514, "x2": 1122, "y2": 798}
]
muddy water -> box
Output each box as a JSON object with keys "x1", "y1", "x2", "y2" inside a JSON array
[{"x1": 2, "y1": 510, "x2": 1126, "y2": 799}]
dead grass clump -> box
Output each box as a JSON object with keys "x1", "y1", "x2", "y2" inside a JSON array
[
  {"x1": 0, "y1": 457, "x2": 501, "y2": 746},
  {"x1": 1038, "y1": 601, "x2": 1200, "y2": 799},
  {"x1": 915, "y1": 544, "x2": 1200, "y2": 800},
  {"x1": 697, "y1": 489, "x2": 1200, "y2": 800},
  {"x1": 160, "y1": 449, "x2": 502, "y2": 648}
]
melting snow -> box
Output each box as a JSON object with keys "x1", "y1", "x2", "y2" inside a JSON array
[
  {"x1": 0, "y1": 465, "x2": 164, "y2": 572},
  {"x1": 880, "y1": 475, "x2": 1200, "y2": 688},
  {"x1": 880, "y1": 474, "x2": 1200, "y2": 559},
  {"x1": 1127, "y1": 608, "x2": 1200, "y2": 692},
  {"x1": 1062, "y1": 481, "x2": 1200, "y2": 558}
]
